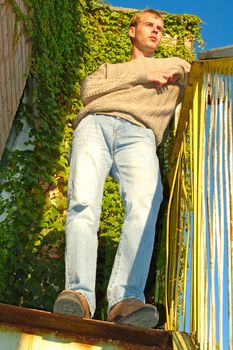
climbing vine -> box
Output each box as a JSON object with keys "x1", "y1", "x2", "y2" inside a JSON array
[{"x1": 0, "y1": 0, "x2": 202, "y2": 320}]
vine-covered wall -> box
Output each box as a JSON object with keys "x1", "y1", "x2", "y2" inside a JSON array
[{"x1": 0, "y1": 0, "x2": 202, "y2": 321}]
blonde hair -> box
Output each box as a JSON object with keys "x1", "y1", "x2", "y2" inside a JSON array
[{"x1": 129, "y1": 9, "x2": 164, "y2": 28}]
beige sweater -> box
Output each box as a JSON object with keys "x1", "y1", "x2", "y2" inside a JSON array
[{"x1": 74, "y1": 56, "x2": 191, "y2": 145}]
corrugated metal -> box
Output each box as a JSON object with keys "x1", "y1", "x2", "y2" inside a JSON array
[{"x1": 165, "y1": 57, "x2": 233, "y2": 349}]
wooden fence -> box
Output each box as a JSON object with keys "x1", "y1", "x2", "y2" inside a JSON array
[{"x1": 0, "y1": 0, "x2": 31, "y2": 158}]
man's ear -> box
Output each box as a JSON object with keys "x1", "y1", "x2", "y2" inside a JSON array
[{"x1": 129, "y1": 26, "x2": 135, "y2": 40}]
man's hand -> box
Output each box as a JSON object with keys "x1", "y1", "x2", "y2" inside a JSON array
[{"x1": 147, "y1": 68, "x2": 180, "y2": 87}]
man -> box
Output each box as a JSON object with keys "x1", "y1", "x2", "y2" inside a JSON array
[{"x1": 53, "y1": 9, "x2": 191, "y2": 328}]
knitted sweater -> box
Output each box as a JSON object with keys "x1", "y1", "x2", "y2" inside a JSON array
[{"x1": 74, "y1": 56, "x2": 191, "y2": 145}]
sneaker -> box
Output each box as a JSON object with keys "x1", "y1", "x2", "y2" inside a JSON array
[
  {"x1": 53, "y1": 290, "x2": 91, "y2": 319},
  {"x1": 107, "y1": 298, "x2": 159, "y2": 328}
]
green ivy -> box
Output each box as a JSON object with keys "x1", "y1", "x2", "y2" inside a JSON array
[{"x1": 0, "y1": 0, "x2": 202, "y2": 321}]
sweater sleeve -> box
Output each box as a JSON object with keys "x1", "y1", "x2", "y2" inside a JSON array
[
  {"x1": 174, "y1": 58, "x2": 191, "y2": 86},
  {"x1": 80, "y1": 63, "x2": 148, "y2": 106}
]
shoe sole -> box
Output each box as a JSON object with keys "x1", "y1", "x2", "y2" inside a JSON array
[
  {"x1": 53, "y1": 292, "x2": 84, "y2": 317},
  {"x1": 114, "y1": 307, "x2": 159, "y2": 328}
]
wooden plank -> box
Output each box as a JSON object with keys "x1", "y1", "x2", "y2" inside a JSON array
[
  {"x1": 0, "y1": 303, "x2": 173, "y2": 350},
  {"x1": 198, "y1": 45, "x2": 233, "y2": 60}
]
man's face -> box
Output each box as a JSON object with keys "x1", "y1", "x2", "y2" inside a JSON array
[{"x1": 129, "y1": 13, "x2": 164, "y2": 55}]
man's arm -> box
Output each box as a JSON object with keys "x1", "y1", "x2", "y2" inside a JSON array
[
  {"x1": 147, "y1": 59, "x2": 191, "y2": 87},
  {"x1": 80, "y1": 63, "x2": 148, "y2": 106},
  {"x1": 81, "y1": 58, "x2": 191, "y2": 105},
  {"x1": 147, "y1": 68, "x2": 181, "y2": 87}
]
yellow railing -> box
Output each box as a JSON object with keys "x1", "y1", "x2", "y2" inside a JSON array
[{"x1": 165, "y1": 50, "x2": 233, "y2": 350}]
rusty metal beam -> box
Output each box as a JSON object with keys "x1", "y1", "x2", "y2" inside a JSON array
[{"x1": 0, "y1": 303, "x2": 173, "y2": 349}]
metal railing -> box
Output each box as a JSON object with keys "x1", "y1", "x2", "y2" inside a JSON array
[{"x1": 165, "y1": 46, "x2": 233, "y2": 350}]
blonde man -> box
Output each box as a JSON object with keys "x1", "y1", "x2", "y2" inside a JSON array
[{"x1": 53, "y1": 9, "x2": 190, "y2": 328}]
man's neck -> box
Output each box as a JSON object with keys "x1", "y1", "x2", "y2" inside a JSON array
[{"x1": 130, "y1": 47, "x2": 155, "y2": 60}]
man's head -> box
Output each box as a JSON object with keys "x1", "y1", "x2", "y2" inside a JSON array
[
  {"x1": 129, "y1": 9, "x2": 164, "y2": 29},
  {"x1": 129, "y1": 9, "x2": 164, "y2": 58}
]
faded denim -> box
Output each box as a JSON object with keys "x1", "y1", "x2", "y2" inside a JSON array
[{"x1": 65, "y1": 114, "x2": 163, "y2": 316}]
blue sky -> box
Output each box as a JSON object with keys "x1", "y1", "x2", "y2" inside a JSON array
[{"x1": 109, "y1": 0, "x2": 233, "y2": 52}]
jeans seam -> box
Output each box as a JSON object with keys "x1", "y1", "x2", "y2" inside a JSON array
[{"x1": 107, "y1": 127, "x2": 127, "y2": 304}]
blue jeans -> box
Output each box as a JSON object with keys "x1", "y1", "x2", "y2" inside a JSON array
[{"x1": 65, "y1": 114, "x2": 163, "y2": 316}]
